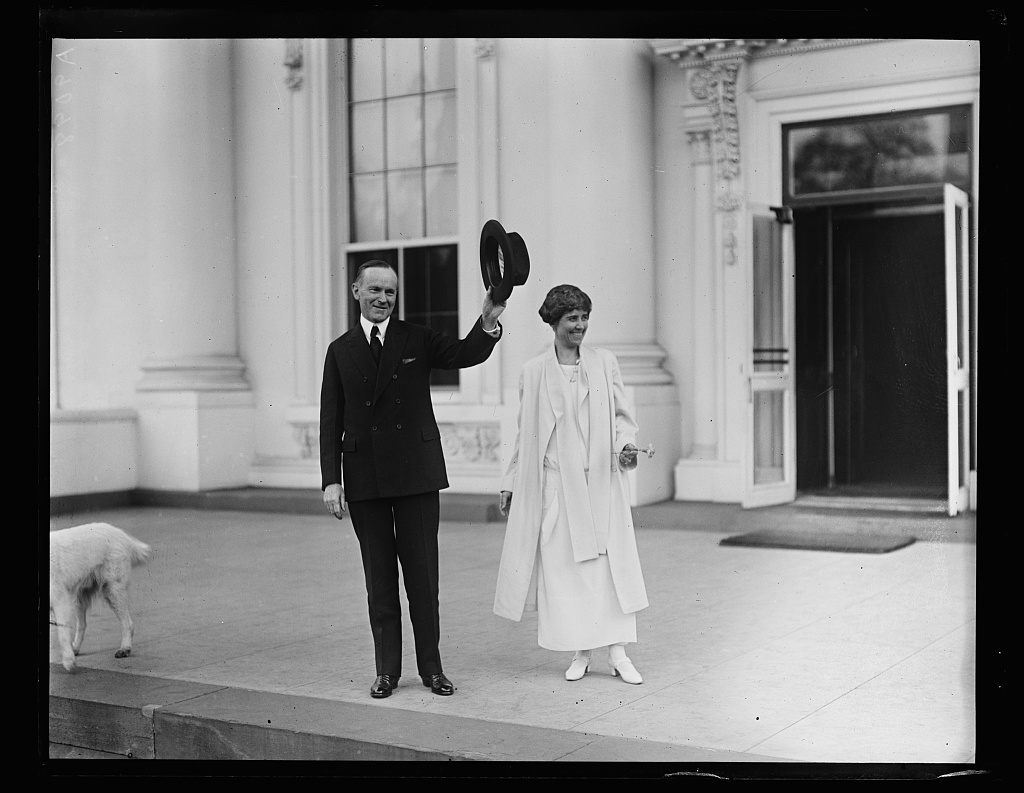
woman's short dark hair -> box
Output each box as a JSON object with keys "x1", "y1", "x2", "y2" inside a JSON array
[{"x1": 538, "y1": 284, "x2": 592, "y2": 325}]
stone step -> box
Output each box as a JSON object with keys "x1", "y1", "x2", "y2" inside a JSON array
[{"x1": 47, "y1": 664, "x2": 777, "y2": 763}]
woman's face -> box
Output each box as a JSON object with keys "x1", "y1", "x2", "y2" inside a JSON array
[{"x1": 553, "y1": 308, "x2": 589, "y2": 350}]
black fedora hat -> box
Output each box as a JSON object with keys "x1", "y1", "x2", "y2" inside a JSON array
[{"x1": 480, "y1": 219, "x2": 530, "y2": 303}]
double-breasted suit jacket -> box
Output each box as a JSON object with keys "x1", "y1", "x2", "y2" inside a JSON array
[{"x1": 320, "y1": 317, "x2": 502, "y2": 500}]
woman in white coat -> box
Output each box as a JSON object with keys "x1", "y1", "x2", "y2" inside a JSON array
[{"x1": 493, "y1": 285, "x2": 648, "y2": 684}]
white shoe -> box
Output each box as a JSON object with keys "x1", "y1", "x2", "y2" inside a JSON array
[
  {"x1": 609, "y1": 657, "x2": 643, "y2": 685},
  {"x1": 565, "y1": 654, "x2": 591, "y2": 681}
]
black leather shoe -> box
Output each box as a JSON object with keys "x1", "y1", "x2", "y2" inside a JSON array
[
  {"x1": 421, "y1": 672, "x2": 455, "y2": 696},
  {"x1": 370, "y1": 674, "x2": 399, "y2": 698}
]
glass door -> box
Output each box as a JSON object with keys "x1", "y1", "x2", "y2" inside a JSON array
[
  {"x1": 944, "y1": 184, "x2": 970, "y2": 516},
  {"x1": 743, "y1": 205, "x2": 797, "y2": 508}
]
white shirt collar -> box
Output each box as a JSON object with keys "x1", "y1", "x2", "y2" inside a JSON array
[{"x1": 359, "y1": 314, "x2": 391, "y2": 344}]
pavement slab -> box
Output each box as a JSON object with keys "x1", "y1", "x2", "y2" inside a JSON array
[{"x1": 44, "y1": 500, "x2": 986, "y2": 775}]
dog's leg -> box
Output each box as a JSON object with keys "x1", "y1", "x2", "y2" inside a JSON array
[
  {"x1": 104, "y1": 581, "x2": 134, "y2": 658},
  {"x1": 72, "y1": 593, "x2": 88, "y2": 655},
  {"x1": 52, "y1": 596, "x2": 78, "y2": 673}
]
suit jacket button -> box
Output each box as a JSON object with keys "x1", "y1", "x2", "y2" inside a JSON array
[
  {"x1": 396, "y1": 424, "x2": 402, "y2": 429},
  {"x1": 365, "y1": 401, "x2": 371, "y2": 406},
  {"x1": 395, "y1": 398, "x2": 401, "y2": 404},
  {"x1": 392, "y1": 374, "x2": 397, "y2": 379},
  {"x1": 363, "y1": 377, "x2": 368, "y2": 382},
  {"x1": 372, "y1": 425, "x2": 377, "y2": 431}
]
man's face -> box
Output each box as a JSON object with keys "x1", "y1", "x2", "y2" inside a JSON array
[
  {"x1": 553, "y1": 308, "x2": 588, "y2": 350},
  {"x1": 352, "y1": 266, "x2": 398, "y2": 323}
]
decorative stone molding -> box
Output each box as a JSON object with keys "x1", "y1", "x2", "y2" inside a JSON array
[
  {"x1": 655, "y1": 38, "x2": 884, "y2": 268},
  {"x1": 137, "y1": 355, "x2": 250, "y2": 392},
  {"x1": 604, "y1": 343, "x2": 674, "y2": 386},
  {"x1": 690, "y1": 62, "x2": 740, "y2": 184},
  {"x1": 686, "y1": 130, "x2": 711, "y2": 165},
  {"x1": 439, "y1": 421, "x2": 502, "y2": 465},
  {"x1": 651, "y1": 38, "x2": 884, "y2": 68},
  {"x1": 474, "y1": 38, "x2": 496, "y2": 59},
  {"x1": 689, "y1": 61, "x2": 743, "y2": 266},
  {"x1": 284, "y1": 38, "x2": 304, "y2": 90}
]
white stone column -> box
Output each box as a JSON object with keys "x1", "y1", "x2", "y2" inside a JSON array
[
  {"x1": 135, "y1": 39, "x2": 254, "y2": 491},
  {"x1": 687, "y1": 130, "x2": 718, "y2": 460},
  {"x1": 673, "y1": 58, "x2": 747, "y2": 502},
  {"x1": 281, "y1": 38, "x2": 337, "y2": 464},
  {"x1": 543, "y1": 39, "x2": 679, "y2": 505}
]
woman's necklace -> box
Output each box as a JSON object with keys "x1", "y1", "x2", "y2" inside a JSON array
[{"x1": 559, "y1": 357, "x2": 580, "y2": 383}]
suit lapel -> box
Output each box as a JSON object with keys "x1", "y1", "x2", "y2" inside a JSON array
[{"x1": 345, "y1": 327, "x2": 377, "y2": 382}]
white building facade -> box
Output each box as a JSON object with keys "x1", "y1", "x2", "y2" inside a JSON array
[{"x1": 49, "y1": 38, "x2": 979, "y2": 515}]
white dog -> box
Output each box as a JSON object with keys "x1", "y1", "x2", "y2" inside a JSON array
[{"x1": 49, "y1": 523, "x2": 152, "y2": 673}]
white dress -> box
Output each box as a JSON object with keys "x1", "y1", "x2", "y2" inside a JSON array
[{"x1": 535, "y1": 362, "x2": 637, "y2": 651}]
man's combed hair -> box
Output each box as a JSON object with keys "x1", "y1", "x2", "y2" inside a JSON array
[
  {"x1": 538, "y1": 284, "x2": 592, "y2": 325},
  {"x1": 355, "y1": 259, "x2": 397, "y2": 284}
]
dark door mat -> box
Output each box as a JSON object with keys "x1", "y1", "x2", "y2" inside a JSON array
[{"x1": 719, "y1": 529, "x2": 917, "y2": 554}]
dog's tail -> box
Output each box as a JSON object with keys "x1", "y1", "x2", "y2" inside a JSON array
[{"x1": 128, "y1": 536, "x2": 152, "y2": 567}]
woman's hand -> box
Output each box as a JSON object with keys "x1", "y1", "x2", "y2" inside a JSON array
[
  {"x1": 499, "y1": 490, "x2": 513, "y2": 517},
  {"x1": 618, "y1": 444, "x2": 639, "y2": 471}
]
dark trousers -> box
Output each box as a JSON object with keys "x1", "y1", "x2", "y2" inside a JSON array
[{"x1": 347, "y1": 491, "x2": 442, "y2": 678}]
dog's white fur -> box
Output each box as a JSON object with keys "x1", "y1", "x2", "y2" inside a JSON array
[{"x1": 49, "y1": 523, "x2": 151, "y2": 673}]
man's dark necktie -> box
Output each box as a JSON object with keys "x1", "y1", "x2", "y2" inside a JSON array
[{"x1": 370, "y1": 325, "x2": 382, "y2": 367}]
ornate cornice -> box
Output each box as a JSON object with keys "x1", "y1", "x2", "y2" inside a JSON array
[
  {"x1": 284, "y1": 38, "x2": 304, "y2": 91},
  {"x1": 651, "y1": 38, "x2": 885, "y2": 68}
]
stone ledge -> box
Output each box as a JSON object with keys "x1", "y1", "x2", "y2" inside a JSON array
[
  {"x1": 47, "y1": 664, "x2": 782, "y2": 763},
  {"x1": 50, "y1": 489, "x2": 504, "y2": 522}
]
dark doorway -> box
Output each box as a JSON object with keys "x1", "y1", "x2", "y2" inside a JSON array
[{"x1": 795, "y1": 204, "x2": 947, "y2": 499}]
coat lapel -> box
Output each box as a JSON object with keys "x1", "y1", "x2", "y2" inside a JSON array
[
  {"x1": 580, "y1": 346, "x2": 614, "y2": 550},
  {"x1": 345, "y1": 327, "x2": 377, "y2": 382}
]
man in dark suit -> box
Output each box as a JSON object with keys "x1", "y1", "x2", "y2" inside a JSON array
[{"x1": 320, "y1": 260, "x2": 505, "y2": 699}]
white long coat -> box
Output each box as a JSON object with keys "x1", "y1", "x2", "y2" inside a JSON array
[{"x1": 493, "y1": 345, "x2": 649, "y2": 622}]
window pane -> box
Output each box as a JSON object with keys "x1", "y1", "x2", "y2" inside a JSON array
[
  {"x1": 752, "y1": 215, "x2": 786, "y2": 372},
  {"x1": 425, "y1": 165, "x2": 457, "y2": 237},
  {"x1": 351, "y1": 173, "x2": 386, "y2": 242},
  {"x1": 786, "y1": 106, "x2": 972, "y2": 200},
  {"x1": 386, "y1": 95, "x2": 423, "y2": 170},
  {"x1": 753, "y1": 390, "x2": 785, "y2": 484},
  {"x1": 347, "y1": 249, "x2": 398, "y2": 327},
  {"x1": 350, "y1": 101, "x2": 384, "y2": 173},
  {"x1": 403, "y1": 245, "x2": 459, "y2": 386},
  {"x1": 424, "y1": 90, "x2": 456, "y2": 165},
  {"x1": 350, "y1": 39, "x2": 384, "y2": 102},
  {"x1": 387, "y1": 170, "x2": 424, "y2": 239},
  {"x1": 423, "y1": 37, "x2": 456, "y2": 91},
  {"x1": 404, "y1": 245, "x2": 458, "y2": 317},
  {"x1": 385, "y1": 38, "x2": 422, "y2": 96}
]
